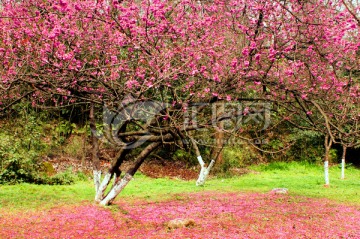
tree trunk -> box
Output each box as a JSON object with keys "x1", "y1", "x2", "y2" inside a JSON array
[
  {"x1": 212, "y1": 103, "x2": 224, "y2": 165},
  {"x1": 190, "y1": 137, "x2": 215, "y2": 186},
  {"x1": 94, "y1": 148, "x2": 130, "y2": 202},
  {"x1": 99, "y1": 142, "x2": 161, "y2": 206},
  {"x1": 341, "y1": 145, "x2": 347, "y2": 180},
  {"x1": 196, "y1": 156, "x2": 215, "y2": 186},
  {"x1": 323, "y1": 134, "x2": 332, "y2": 187},
  {"x1": 81, "y1": 128, "x2": 87, "y2": 167},
  {"x1": 324, "y1": 159, "x2": 330, "y2": 186},
  {"x1": 90, "y1": 103, "x2": 102, "y2": 197},
  {"x1": 99, "y1": 173, "x2": 133, "y2": 206}
]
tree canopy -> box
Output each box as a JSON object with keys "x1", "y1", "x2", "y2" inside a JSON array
[{"x1": 0, "y1": 0, "x2": 359, "y2": 204}]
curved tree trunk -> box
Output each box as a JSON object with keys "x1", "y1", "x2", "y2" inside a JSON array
[
  {"x1": 94, "y1": 148, "x2": 130, "y2": 203},
  {"x1": 89, "y1": 103, "x2": 162, "y2": 205},
  {"x1": 99, "y1": 142, "x2": 161, "y2": 206}
]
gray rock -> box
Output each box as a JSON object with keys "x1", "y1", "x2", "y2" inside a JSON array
[
  {"x1": 271, "y1": 188, "x2": 289, "y2": 194},
  {"x1": 165, "y1": 218, "x2": 195, "y2": 230}
]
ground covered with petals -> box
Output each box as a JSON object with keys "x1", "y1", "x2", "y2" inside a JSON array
[{"x1": 1, "y1": 192, "x2": 360, "y2": 238}]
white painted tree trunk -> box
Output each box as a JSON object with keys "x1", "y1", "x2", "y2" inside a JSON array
[
  {"x1": 93, "y1": 140, "x2": 160, "y2": 206},
  {"x1": 100, "y1": 173, "x2": 133, "y2": 206},
  {"x1": 196, "y1": 156, "x2": 215, "y2": 186},
  {"x1": 95, "y1": 172, "x2": 112, "y2": 203},
  {"x1": 340, "y1": 145, "x2": 347, "y2": 180},
  {"x1": 341, "y1": 158, "x2": 345, "y2": 180},
  {"x1": 324, "y1": 161, "x2": 330, "y2": 186},
  {"x1": 93, "y1": 170, "x2": 101, "y2": 198},
  {"x1": 323, "y1": 134, "x2": 332, "y2": 186}
]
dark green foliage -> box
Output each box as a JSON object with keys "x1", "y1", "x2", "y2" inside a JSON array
[
  {"x1": 0, "y1": 103, "x2": 85, "y2": 185},
  {"x1": 288, "y1": 130, "x2": 324, "y2": 162},
  {"x1": 220, "y1": 145, "x2": 260, "y2": 172},
  {"x1": 0, "y1": 151, "x2": 79, "y2": 185},
  {"x1": 0, "y1": 152, "x2": 84, "y2": 185},
  {"x1": 172, "y1": 149, "x2": 196, "y2": 166},
  {"x1": 0, "y1": 135, "x2": 44, "y2": 185},
  {"x1": 259, "y1": 127, "x2": 334, "y2": 164},
  {"x1": 0, "y1": 156, "x2": 38, "y2": 184},
  {"x1": 286, "y1": 130, "x2": 338, "y2": 163},
  {"x1": 46, "y1": 168, "x2": 77, "y2": 185}
]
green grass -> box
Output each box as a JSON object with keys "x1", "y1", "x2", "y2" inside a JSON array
[
  {"x1": 1, "y1": 161, "x2": 359, "y2": 211},
  {"x1": 0, "y1": 181, "x2": 94, "y2": 211}
]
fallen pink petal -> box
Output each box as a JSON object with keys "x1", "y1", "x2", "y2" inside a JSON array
[{"x1": 1, "y1": 192, "x2": 359, "y2": 238}]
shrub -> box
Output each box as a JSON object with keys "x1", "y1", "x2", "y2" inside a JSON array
[
  {"x1": 47, "y1": 168, "x2": 76, "y2": 185},
  {"x1": 222, "y1": 145, "x2": 259, "y2": 169},
  {"x1": 172, "y1": 149, "x2": 197, "y2": 166},
  {"x1": 0, "y1": 103, "x2": 82, "y2": 185}
]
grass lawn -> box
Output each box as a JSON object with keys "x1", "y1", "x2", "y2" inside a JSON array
[
  {"x1": 0, "y1": 161, "x2": 359, "y2": 211},
  {"x1": 1, "y1": 161, "x2": 360, "y2": 238}
]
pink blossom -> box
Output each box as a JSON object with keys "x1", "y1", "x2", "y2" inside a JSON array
[{"x1": 242, "y1": 47, "x2": 249, "y2": 56}]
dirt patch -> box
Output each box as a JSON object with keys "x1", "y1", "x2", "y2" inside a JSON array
[
  {"x1": 45, "y1": 156, "x2": 199, "y2": 180},
  {"x1": 45, "y1": 156, "x2": 94, "y2": 174},
  {"x1": 139, "y1": 159, "x2": 199, "y2": 180}
]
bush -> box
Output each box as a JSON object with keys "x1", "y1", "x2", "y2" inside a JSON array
[
  {"x1": 0, "y1": 158, "x2": 81, "y2": 185},
  {"x1": 0, "y1": 103, "x2": 83, "y2": 185},
  {"x1": 172, "y1": 149, "x2": 196, "y2": 165},
  {"x1": 47, "y1": 168, "x2": 76, "y2": 185},
  {"x1": 222, "y1": 145, "x2": 259, "y2": 168},
  {"x1": 0, "y1": 156, "x2": 37, "y2": 184},
  {"x1": 0, "y1": 136, "x2": 44, "y2": 185}
]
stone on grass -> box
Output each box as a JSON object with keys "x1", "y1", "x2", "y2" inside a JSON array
[
  {"x1": 271, "y1": 188, "x2": 289, "y2": 194},
  {"x1": 165, "y1": 218, "x2": 195, "y2": 230}
]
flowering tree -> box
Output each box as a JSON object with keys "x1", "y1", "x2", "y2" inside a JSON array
[
  {"x1": 310, "y1": 70, "x2": 360, "y2": 182},
  {"x1": 0, "y1": 0, "x2": 245, "y2": 205},
  {"x1": 1, "y1": 0, "x2": 359, "y2": 204},
  {"x1": 257, "y1": 0, "x2": 360, "y2": 186},
  {"x1": 332, "y1": 101, "x2": 360, "y2": 180}
]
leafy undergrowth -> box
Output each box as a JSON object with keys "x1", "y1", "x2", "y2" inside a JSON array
[{"x1": 1, "y1": 192, "x2": 359, "y2": 238}]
